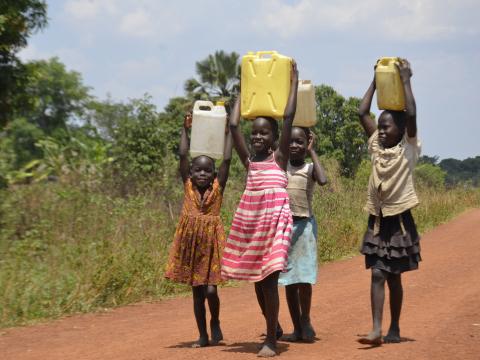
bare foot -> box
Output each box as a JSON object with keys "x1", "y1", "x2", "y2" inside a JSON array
[
  {"x1": 257, "y1": 343, "x2": 277, "y2": 357},
  {"x1": 276, "y1": 324, "x2": 283, "y2": 340},
  {"x1": 260, "y1": 324, "x2": 283, "y2": 340},
  {"x1": 301, "y1": 321, "x2": 316, "y2": 343},
  {"x1": 191, "y1": 336, "x2": 209, "y2": 348},
  {"x1": 210, "y1": 321, "x2": 223, "y2": 345},
  {"x1": 357, "y1": 331, "x2": 382, "y2": 346},
  {"x1": 281, "y1": 330, "x2": 302, "y2": 342},
  {"x1": 383, "y1": 327, "x2": 401, "y2": 343}
]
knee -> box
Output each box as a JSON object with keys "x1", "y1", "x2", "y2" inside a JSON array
[
  {"x1": 387, "y1": 274, "x2": 403, "y2": 290},
  {"x1": 371, "y1": 269, "x2": 386, "y2": 284},
  {"x1": 206, "y1": 285, "x2": 218, "y2": 300}
]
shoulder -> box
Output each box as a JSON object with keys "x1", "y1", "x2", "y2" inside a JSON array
[
  {"x1": 404, "y1": 133, "x2": 422, "y2": 157},
  {"x1": 368, "y1": 130, "x2": 379, "y2": 154}
]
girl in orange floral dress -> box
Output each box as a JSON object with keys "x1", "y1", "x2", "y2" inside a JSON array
[{"x1": 165, "y1": 112, "x2": 232, "y2": 348}]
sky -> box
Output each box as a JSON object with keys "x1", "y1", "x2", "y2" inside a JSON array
[{"x1": 19, "y1": 0, "x2": 480, "y2": 160}]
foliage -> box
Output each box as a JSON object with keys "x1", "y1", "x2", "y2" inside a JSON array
[
  {"x1": 313, "y1": 85, "x2": 368, "y2": 176},
  {"x1": 14, "y1": 58, "x2": 92, "y2": 134},
  {"x1": 0, "y1": 0, "x2": 47, "y2": 58},
  {"x1": 439, "y1": 156, "x2": 480, "y2": 187},
  {"x1": 418, "y1": 155, "x2": 439, "y2": 165},
  {"x1": 3, "y1": 117, "x2": 44, "y2": 168},
  {"x1": 1, "y1": 160, "x2": 479, "y2": 328},
  {"x1": 0, "y1": 0, "x2": 48, "y2": 127},
  {"x1": 414, "y1": 163, "x2": 446, "y2": 189},
  {"x1": 184, "y1": 50, "x2": 240, "y2": 108}
]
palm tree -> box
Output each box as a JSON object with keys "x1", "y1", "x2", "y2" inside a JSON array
[{"x1": 184, "y1": 50, "x2": 240, "y2": 105}]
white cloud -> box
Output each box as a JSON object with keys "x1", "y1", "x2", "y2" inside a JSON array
[
  {"x1": 64, "y1": 0, "x2": 117, "y2": 21},
  {"x1": 119, "y1": 8, "x2": 155, "y2": 38},
  {"x1": 252, "y1": 0, "x2": 480, "y2": 41}
]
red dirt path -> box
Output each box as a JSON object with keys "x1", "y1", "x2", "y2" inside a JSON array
[{"x1": 1, "y1": 209, "x2": 480, "y2": 360}]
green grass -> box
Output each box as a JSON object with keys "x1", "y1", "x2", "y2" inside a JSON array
[{"x1": 1, "y1": 163, "x2": 479, "y2": 328}]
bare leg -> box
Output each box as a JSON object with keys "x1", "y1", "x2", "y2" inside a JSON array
[
  {"x1": 283, "y1": 284, "x2": 302, "y2": 342},
  {"x1": 257, "y1": 271, "x2": 280, "y2": 357},
  {"x1": 298, "y1": 283, "x2": 315, "y2": 342},
  {"x1": 192, "y1": 286, "x2": 209, "y2": 347},
  {"x1": 256, "y1": 281, "x2": 283, "y2": 340},
  {"x1": 206, "y1": 285, "x2": 223, "y2": 345},
  {"x1": 358, "y1": 268, "x2": 386, "y2": 345},
  {"x1": 384, "y1": 273, "x2": 403, "y2": 343}
]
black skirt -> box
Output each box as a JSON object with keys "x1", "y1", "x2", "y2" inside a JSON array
[{"x1": 360, "y1": 210, "x2": 421, "y2": 274}]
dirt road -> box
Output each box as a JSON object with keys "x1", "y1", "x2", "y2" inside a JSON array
[{"x1": 2, "y1": 209, "x2": 480, "y2": 360}]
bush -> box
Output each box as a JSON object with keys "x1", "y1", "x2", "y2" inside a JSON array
[{"x1": 415, "y1": 163, "x2": 446, "y2": 189}]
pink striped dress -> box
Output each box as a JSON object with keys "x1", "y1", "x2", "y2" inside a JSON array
[{"x1": 221, "y1": 155, "x2": 293, "y2": 282}]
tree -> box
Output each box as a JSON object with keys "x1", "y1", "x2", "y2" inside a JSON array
[
  {"x1": 313, "y1": 85, "x2": 368, "y2": 176},
  {"x1": 440, "y1": 156, "x2": 480, "y2": 187},
  {"x1": 415, "y1": 163, "x2": 446, "y2": 189},
  {"x1": 0, "y1": 0, "x2": 48, "y2": 127},
  {"x1": 14, "y1": 57, "x2": 92, "y2": 134},
  {"x1": 184, "y1": 50, "x2": 240, "y2": 106},
  {"x1": 419, "y1": 155, "x2": 439, "y2": 165}
]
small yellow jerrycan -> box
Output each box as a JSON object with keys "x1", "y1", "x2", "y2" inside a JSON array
[
  {"x1": 190, "y1": 100, "x2": 227, "y2": 159},
  {"x1": 375, "y1": 57, "x2": 405, "y2": 111},
  {"x1": 293, "y1": 80, "x2": 317, "y2": 127},
  {"x1": 241, "y1": 51, "x2": 292, "y2": 120}
]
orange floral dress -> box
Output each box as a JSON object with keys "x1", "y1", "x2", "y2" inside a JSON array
[{"x1": 165, "y1": 178, "x2": 225, "y2": 286}]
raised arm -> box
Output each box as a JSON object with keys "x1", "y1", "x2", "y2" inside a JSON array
[
  {"x1": 229, "y1": 95, "x2": 250, "y2": 169},
  {"x1": 275, "y1": 60, "x2": 299, "y2": 170},
  {"x1": 397, "y1": 58, "x2": 417, "y2": 138},
  {"x1": 308, "y1": 134, "x2": 327, "y2": 186},
  {"x1": 217, "y1": 120, "x2": 233, "y2": 191},
  {"x1": 179, "y1": 113, "x2": 191, "y2": 183},
  {"x1": 358, "y1": 76, "x2": 377, "y2": 138}
]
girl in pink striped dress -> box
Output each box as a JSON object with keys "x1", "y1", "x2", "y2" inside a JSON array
[{"x1": 222, "y1": 61, "x2": 299, "y2": 357}]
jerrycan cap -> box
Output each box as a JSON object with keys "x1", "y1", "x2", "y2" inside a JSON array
[{"x1": 216, "y1": 101, "x2": 225, "y2": 106}]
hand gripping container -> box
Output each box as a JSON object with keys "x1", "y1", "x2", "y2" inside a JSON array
[
  {"x1": 241, "y1": 51, "x2": 292, "y2": 120},
  {"x1": 375, "y1": 57, "x2": 406, "y2": 111},
  {"x1": 190, "y1": 100, "x2": 227, "y2": 159},
  {"x1": 293, "y1": 80, "x2": 317, "y2": 127}
]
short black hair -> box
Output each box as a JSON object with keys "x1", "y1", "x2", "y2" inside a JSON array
[
  {"x1": 379, "y1": 110, "x2": 406, "y2": 134},
  {"x1": 292, "y1": 126, "x2": 311, "y2": 140},
  {"x1": 190, "y1": 155, "x2": 215, "y2": 171}
]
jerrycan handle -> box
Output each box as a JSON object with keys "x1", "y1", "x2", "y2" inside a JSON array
[
  {"x1": 256, "y1": 51, "x2": 278, "y2": 58},
  {"x1": 193, "y1": 100, "x2": 214, "y2": 111},
  {"x1": 377, "y1": 57, "x2": 399, "y2": 66}
]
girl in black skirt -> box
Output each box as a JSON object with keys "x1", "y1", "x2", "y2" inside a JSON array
[{"x1": 357, "y1": 58, "x2": 421, "y2": 345}]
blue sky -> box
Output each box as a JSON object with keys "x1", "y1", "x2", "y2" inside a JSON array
[{"x1": 20, "y1": 0, "x2": 480, "y2": 160}]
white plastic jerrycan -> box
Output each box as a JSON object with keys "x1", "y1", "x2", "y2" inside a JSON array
[
  {"x1": 190, "y1": 100, "x2": 227, "y2": 160},
  {"x1": 293, "y1": 80, "x2": 317, "y2": 127},
  {"x1": 375, "y1": 57, "x2": 405, "y2": 111}
]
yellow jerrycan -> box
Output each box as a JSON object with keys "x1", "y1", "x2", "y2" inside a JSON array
[
  {"x1": 241, "y1": 51, "x2": 292, "y2": 120},
  {"x1": 293, "y1": 80, "x2": 317, "y2": 127},
  {"x1": 190, "y1": 100, "x2": 227, "y2": 159},
  {"x1": 375, "y1": 57, "x2": 405, "y2": 111}
]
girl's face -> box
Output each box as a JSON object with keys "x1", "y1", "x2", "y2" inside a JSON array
[
  {"x1": 378, "y1": 113, "x2": 402, "y2": 148},
  {"x1": 290, "y1": 127, "x2": 308, "y2": 161},
  {"x1": 190, "y1": 156, "x2": 215, "y2": 189},
  {"x1": 251, "y1": 117, "x2": 275, "y2": 155}
]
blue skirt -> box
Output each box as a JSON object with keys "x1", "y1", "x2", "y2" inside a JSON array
[{"x1": 279, "y1": 216, "x2": 318, "y2": 286}]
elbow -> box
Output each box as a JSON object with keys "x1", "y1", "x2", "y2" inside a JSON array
[
  {"x1": 358, "y1": 108, "x2": 368, "y2": 119},
  {"x1": 283, "y1": 111, "x2": 295, "y2": 123}
]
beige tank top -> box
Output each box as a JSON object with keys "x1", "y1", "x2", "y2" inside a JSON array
[{"x1": 287, "y1": 162, "x2": 315, "y2": 217}]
